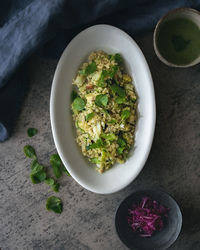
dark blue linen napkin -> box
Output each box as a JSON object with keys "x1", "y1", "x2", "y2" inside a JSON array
[{"x1": 0, "y1": 0, "x2": 200, "y2": 141}]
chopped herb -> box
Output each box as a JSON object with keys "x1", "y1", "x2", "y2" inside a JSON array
[
  {"x1": 30, "y1": 161, "x2": 46, "y2": 184},
  {"x1": 24, "y1": 145, "x2": 36, "y2": 158},
  {"x1": 98, "y1": 66, "x2": 118, "y2": 87},
  {"x1": 110, "y1": 53, "x2": 122, "y2": 64},
  {"x1": 45, "y1": 178, "x2": 60, "y2": 192},
  {"x1": 116, "y1": 96, "x2": 126, "y2": 104},
  {"x1": 95, "y1": 94, "x2": 108, "y2": 107},
  {"x1": 101, "y1": 133, "x2": 117, "y2": 141},
  {"x1": 117, "y1": 138, "x2": 126, "y2": 154},
  {"x1": 90, "y1": 157, "x2": 101, "y2": 164},
  {"x1": 27, "y1": 128, "x2": 38, "y2": 137},
  {"x1": 45, "y1": 178, "x2": 54, "y2": 185},
  {"x1": 110, "y1": 84, "x2": 125, "y2": 97},
  {"x1": 72, "y1": 97, "x2": 86, "y2": 111},
  {"x1": 97, "y1": 70, "x2": 108, "y2": 87},
  {"x1": 50, "y1": 154, "x2": 70, "y2": 178},
  {"x1": 80, "y1": 61, "x2": 97, "y2": 75},
  {"x1": 107, "y1": 119, "x2": 116, "y2": 124},
  {"x1": 121, "y1": 110, "x2": 131, "y2": 120},
  {"x1": 71, "y1": 90, "x2": 78, "y2": 102},
  {"x1": 31, "y1": 158, "x2": 38, "y2": 170},
  {"x1": 46, "y1": 196, "x2": 63, "y2": 214},
  {"x1": 50, "y1": 154, "x2": 63, "y2": 178},
  {"x1": 86, "y1": 139, "x2": 104, "y2": 150},
  {"x1": 109, "y1": 65, "x2": 118, "y2": 78},
  {"x1": 85, "y1": 112, "x2": 95, "y2": 121}
]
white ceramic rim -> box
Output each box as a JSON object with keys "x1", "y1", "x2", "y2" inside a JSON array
[{"x1": 50, "y1": 24, "x2": 156, "y2": 194}]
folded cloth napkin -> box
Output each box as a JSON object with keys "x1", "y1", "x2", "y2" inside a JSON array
[{"x1": 0, "y1": 0, "x2": 200, "y2": 142}]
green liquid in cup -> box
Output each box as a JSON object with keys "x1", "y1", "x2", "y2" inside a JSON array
[{"x1": 157, "y1": 18, "x2": 200, "y2": 65}]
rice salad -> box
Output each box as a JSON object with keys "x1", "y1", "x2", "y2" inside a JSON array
[{"x1": 71, "y1": 51, "x2": 137, "y2": 173}]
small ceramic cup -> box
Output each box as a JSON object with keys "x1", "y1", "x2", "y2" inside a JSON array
[{"x1": 153, "y1": 8, "x2": 200, "y2": 68}]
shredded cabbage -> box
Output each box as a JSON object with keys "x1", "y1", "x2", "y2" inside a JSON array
[{"x1": 128, "y1": 197, "x2": 169, "y2": 237}]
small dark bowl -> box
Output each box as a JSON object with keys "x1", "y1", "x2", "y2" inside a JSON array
[{"x1": 115, "y1": 190, "x2": 182, "y2": 250}]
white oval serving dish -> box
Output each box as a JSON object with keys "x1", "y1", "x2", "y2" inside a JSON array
[{"x1": 50, "y1": 24, "x2": 156, "y2": 194}]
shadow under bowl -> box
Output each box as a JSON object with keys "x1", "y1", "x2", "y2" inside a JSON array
[{"x1": 115, "y1": 189, "x2": 182, "y2": 250}]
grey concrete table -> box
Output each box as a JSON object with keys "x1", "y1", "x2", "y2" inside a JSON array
[{"x1": 0, "y1": 32, "x2": 200, "y2": 250}]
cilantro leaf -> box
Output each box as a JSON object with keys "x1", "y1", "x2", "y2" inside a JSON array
[
  {"x1": 110, "y1": 84, "x2": 125, "y2": 97},
  {"x1": 50, "y1": 154, "x2": 70, "y2": 178},
  {"x1": 115, "y1": 96, "x2": 126, "y2": 104},
  {"x1": 97, "y1": 66, "x2": 118, "y2": 87},
  {"x1": 27, "y1": 128, "x2": 38, "y2": 137},
  {"x1": 108, "y1": 65, "x2": 118, "y2": 78},
  {"x1": 121, "y1": 110, "x2": 131, "y2": 120},
  {"x1": 117, "y1": 138, "x2": 126, "y2": 154},
  {"x1": 72, "y1": 97, "x2": 86, "y2": 111},
  {"x1": 86, "y1": 139, "x2": 104, "y2": 150},
  {"x1": 97, "y1": 70, "x2": 108, "y2": 87},
  {"x1": 85, "y1": 112, "x2": 95, "y2": 121},
  {"x1": 107, "y1": 119, "x2": 116, "y2": 124},
  {"x1": 110, "y1": 53, "x2": 122, "y2": 64},
  {"x1": 50, "y1": 154, "x2": 63, "y2": 178},
  {"x1": 80, "y1": 61, "x2": 97, "y2": 75},
  {"x1": 46, "y1": 196, "x2": 63, "y2": 214},
  {"x1": 45, "y1": 178, "x2": 60, "y2": 192},
  {"x1": 31, "y1": 159, "x2": 38, "y2": 170},
  {"x1": 71, "y1": 90, "x2": 78, "y2": 102},
  {"x1": 90, "y1": 157, "x2": 101, "y2": 164},
  {"x1": 95, "y1": 94, "x2": 108, "y2": 107},
  {"x1": 101, "y1": 133, "x2": 117, "y2": 141},
  {"x1": 30, "y1": 161, "x2": 46, "y2": 184},
  {"x1": 24, "y1": 145, "x2": 36, "y2": 158},
  {"x1": 45, "y1": 178, "x2": 54, "y2": 186}
]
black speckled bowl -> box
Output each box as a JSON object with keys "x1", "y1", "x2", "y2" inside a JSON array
[{"x1": 115, "y1": 190, "x2": 182, "y2": 250}]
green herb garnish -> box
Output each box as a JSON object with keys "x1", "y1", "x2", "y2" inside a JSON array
[
  {"x1": 117, "y1": 138, "x2": 126, "y2": 154},
  {"x1": 50, "y1": 154, "x2": 62, "y2": 178},
  {"x1": 115, "y1": 96, "x2": 126, "y2": 104},
  {"x1": 86, "y1": 138, "x2": 104, "y2": 150},
  {"x1": 72, "y1": 97, "x2": 86, "y2": 111},
  {"x1": 45, "y1": 178, "x2": 60, "y2": 192},
  {"x1": 110, "y1": 53, "x2": 122, "y2": 64},
  {"x1": 27, "y1": 128, "x2": 38, "y2": 137},
  {"x1": 107, "y1": 119, "x2": 116, "y2": 124},
  {"x1": 101, "y1": 133, "x2": 117, "y2": 141},
  {"x1": 90, "y1": 157, "x2": 101, "y2": 164},
  {"x1": 71, "y1": 90, "x2": 78, "y2": 102},
  {"x1": 85, "y1": 112, "x2": 95, "y2": 121},
  {"x1": 109, "y1": 65, "x2": 118, "y2": 78},
  {"x1": 97, "y1": 70, "x2": 108, "y2": 87},
  {"x1": 50, "y1": 154, "x2": 70, "y2": 178},
  {"x1": 121, "y1": 110, "x2": 131, "y2": 120},
  {"x1": 80, "y1": 61, "x2": 97, "y2": 75},
  {"x1": 30, "y1": 161, "x2": 46, "y2": 184},
  {"x1": 46, "y1": 196, "x2": 63, "y2": 214},
  {"x1": 24, "y1": 145, "x2": 36, "y2": 158},
  {"x1": 97, "y1": 65, "x2": 119, "y2": 87},
  {"x1": 31, "y1": 159, "x2": 38, "y2": 170},
  {"x1": 95, "y1": 94, "x2": 108, "y2": 107},
  {"x1": 110, "y1": 83, "x2": 125, "y2": 97}
]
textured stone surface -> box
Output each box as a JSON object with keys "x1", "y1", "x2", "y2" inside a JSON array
[{"x1": 0, "y1": 32, "x2": 200, "y2": 250}]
